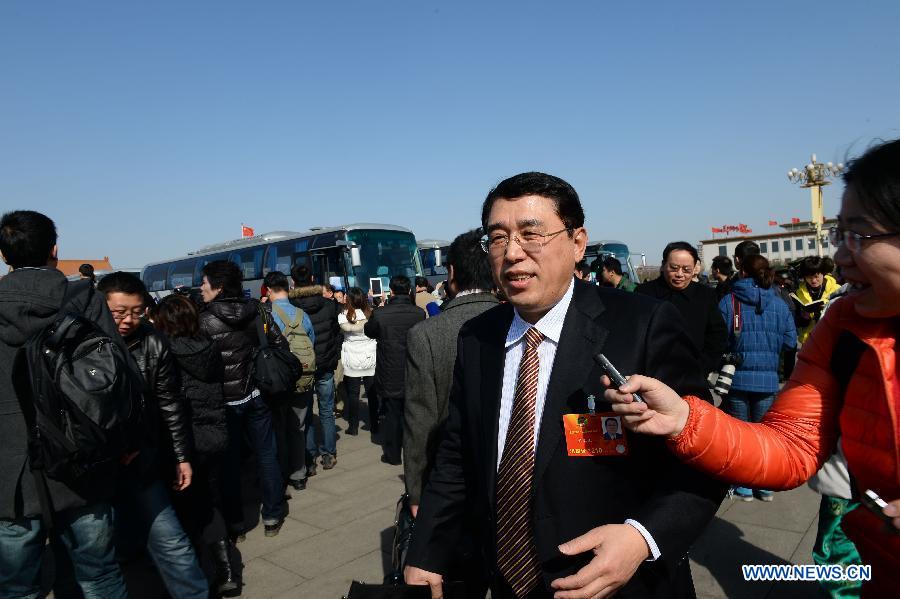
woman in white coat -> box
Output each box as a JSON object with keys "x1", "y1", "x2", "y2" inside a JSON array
[{"x1": 338, "y1": 287, "x2": 378, "y2": 436}]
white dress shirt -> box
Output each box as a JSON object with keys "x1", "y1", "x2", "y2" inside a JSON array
[{"x1": 495, "y1": 279, "x2": 661, "y2": 561}]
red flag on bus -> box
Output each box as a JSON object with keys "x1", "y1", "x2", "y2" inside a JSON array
[{"x1": 241, "y1": 225, "x2": 255, "y2": 238}]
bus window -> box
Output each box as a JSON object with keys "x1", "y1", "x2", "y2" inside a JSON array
[
  {"x1": 168, "y1": 259, "x2": 196, "y2": 289},
  {"x1": 270, "y1": 240, "x2": 310, "y2": 276},
  {"x1": 230, "y1": 247, "x2": 264, "y2": 280},
  {"x1": 143, "y1": 264, "x2": 168, "y2": 292}
]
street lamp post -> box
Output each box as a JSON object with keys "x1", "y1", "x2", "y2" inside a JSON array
[{"x1": 787, "y1": 154, "x2": 844, "y2": 257}]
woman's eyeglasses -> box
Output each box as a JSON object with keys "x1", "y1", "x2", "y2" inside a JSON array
[{"x1": 828, "y1": 226, "x2": 900, "y2": 253}]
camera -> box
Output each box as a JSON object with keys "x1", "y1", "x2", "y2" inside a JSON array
[
  {"x1": 712, "y1": 353, "x2": 743, "y2": 397},
  {"x1": 721, "y1": 352, "x2": 744, "y2": 368}
]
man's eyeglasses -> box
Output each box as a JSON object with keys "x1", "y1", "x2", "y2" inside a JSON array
[
  {"x1": 828, "y1": 226, "x2": 900, "y2": 253},
  {"x1": 111, "y1": 308, "x2": 145, "y2": 321},
  {"x1": 664, "y1": 264, "x2": 695, "y2": 275},
  {"x1": 480, "y1": 228, "x2": 572, "y2": 256}
]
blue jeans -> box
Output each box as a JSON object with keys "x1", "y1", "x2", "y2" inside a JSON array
[
  {"x1": 307, "y1": 370, "x2": 337, "y2": 457},
  {"x1": 223, "y1": 396, "x2": 286, "y2": 527},
  {"x1": 116, "y1": 473, "x2": 207, "y2": 598},
  {"x1": 724, "y1": 390, "x2": 775, "y2": 496},
  {"x1": 0, "y1": 503, "x2": 126, "y2": 599}
]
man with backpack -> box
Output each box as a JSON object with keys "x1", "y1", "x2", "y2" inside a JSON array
[
  {"x1": 289, "y1": 265, "x2": 341, "y2": 471},
  {"x1": 264, "y1": 271, "x2": 317, "y2": 491},
  {"x1": 96, "y1": 272, "x2": 207, "y2": 598},
  {"x1": 0, "y1": 210, "x2": 128, "y2": 598}
]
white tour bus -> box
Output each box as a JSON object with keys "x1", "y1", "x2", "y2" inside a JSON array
[{"x1": 142, "y1": 223, "x2": 424, "y2": 299}]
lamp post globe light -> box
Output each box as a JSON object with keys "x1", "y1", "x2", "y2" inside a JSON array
[{"x1": 787, "y1": 154, "x2": 844, "y2": 257}]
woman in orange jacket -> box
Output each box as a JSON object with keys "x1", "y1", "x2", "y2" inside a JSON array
[{"x1": 604, "y1": 138, "x2": 900, "y2": 596}]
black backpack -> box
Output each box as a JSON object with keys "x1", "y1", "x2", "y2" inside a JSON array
[{"x1": 13, "y1": 281, "x2": 144, "y2": 495}]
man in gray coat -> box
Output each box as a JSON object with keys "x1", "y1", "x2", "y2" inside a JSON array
[{"x1": 403, "y1": 229, "x2": 498, "y2": 515}]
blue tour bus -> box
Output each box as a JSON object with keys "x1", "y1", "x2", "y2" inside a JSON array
[
  {"x1": 142, "y1": 223, "x2": 424, "y2": 299},
  {"x1": 417, "y1": 239, "x2": 451, "y2": 288},
  {"x1": 583, "y1": 240, "x2": 639, "y2": 283}
]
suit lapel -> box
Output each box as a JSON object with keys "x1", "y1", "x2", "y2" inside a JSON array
[
  {"x1": 482, "y1": 305, "x2": 513, "y2": 507},
  {"x1": 533, "y1": 283, "x2": 609, "y2": 488}
]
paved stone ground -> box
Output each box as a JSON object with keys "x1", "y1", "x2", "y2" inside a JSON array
[{"x1": 226, "y1": 420, "x2": 824, "y2": 598}]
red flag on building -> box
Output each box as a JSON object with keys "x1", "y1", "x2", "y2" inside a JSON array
[
  {"x1": 791, "y1": 217, "x2": 801, "y2": 224},
  {"x1": 768, "y1": 220, "x2": 777, "y2": 226},
  {"x1": 711, "y1": 227, "x2": 725, "y2": 234},
  {"x1": 241, "y1": 224, "x2": 255, "y2": 238},
  {"x1": 738, "y1": 223, "x2": 752, "y2": 233}
]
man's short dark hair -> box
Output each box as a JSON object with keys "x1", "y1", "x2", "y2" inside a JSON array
[
  {"x1": 290, "y1": 264, "x2": 313, "y2": 287},
  {"x1": 734, "y1": 240, "x2": 760, "y2": 263},
  {"x1": 601, "y1": 256, "x2": 623, "y2": 276},
  {"x1": 79, "y1": 263, "x2": 96, "y2": 279},
  {"x1": 711, "y1": 256, "x2": 734, "y2": 276},
  {"x1": 202, "y1": 260, "x2": 244, "y2": 298},
  {"x1": 575, "y1": 260, "x2": 591, "y2": 279},
  {"x1": 447, "y1": 229, "x2": 493, "y2": 292},
  {"x1": 662, "y1": 241, "x2": 700, "y2": 264},
  {"x1": 0, "y1": 210, "x2": 58, "y2": 268},
  {"x1": 389, "y1": 275, "x2": 411, "y2": 297},
  {"x1": 481, "y1": 172, "x2": 585, "y2": 234},
  {"x1": 414, "y1": 276, "x2": 429, "y2": 290},
  {"x1": 97, "y1": 271, "x2": 147, "y2": 297},
  {"x1": 264, "y1": 271, "x2": 290, "y2": 292}
]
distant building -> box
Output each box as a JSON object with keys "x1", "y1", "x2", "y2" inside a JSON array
[
  {"x1": 698, "y1": 219, "x2": 837, "y2": 273},
  {"x1": 56, "y1": 257, "x2": 114, "y2": 278}
]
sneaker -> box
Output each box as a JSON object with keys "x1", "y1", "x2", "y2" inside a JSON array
[
  {"x1": 322, "y1": 454, "x2": 337, "y2": 470},
  {"x1": 755, "y1": 490, "x2": 774, "y2": 502},
  {"x1": 264, "y1": 519, "x2": 284, "y2": 537},
  {"x1": 307, "y1": 462, "x2": 318, "y2": 477},
  {"x1": 733, "y1": 486, "x2": 754, "y2": 502},
  {"x1": 290, "y1": 479, "x2": 307, "y2": 491}
]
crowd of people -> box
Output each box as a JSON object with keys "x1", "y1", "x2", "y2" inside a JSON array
[{"x1": 2, "y1": 138, "x2": 899, "y2": 598}]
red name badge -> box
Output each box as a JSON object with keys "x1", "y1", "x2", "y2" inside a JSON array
[{"x1": 563, "y1": 412, "x2": 629, "y2": 457}]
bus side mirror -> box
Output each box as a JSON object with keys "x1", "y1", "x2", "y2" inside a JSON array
[
  {"x1": 434, "y1": 248, "x2": 442, "y2": 268},
  {"x1": 350, "y1": 246, "x2": 362, "y2": 268}
]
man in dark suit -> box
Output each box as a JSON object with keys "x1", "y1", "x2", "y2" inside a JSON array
[
  {"x1": 602, "y1": 417, "x2": 623, "y2": 441},
  {"x1": 405, "y1": 173, "x2": 725, "y2": 598},
  {"x1": 365, "y1": 275, "x2": 426, "y2": 465}
]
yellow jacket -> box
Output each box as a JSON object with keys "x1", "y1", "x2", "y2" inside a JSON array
[{"x1": 795, "y1": 274, "x2": 841, "y2": 344}]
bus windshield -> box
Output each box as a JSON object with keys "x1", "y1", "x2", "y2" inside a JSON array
[{"x1": 346, "y1": 230, "x2": 422, "y2": 293}]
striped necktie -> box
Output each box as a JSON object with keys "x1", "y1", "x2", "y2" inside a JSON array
[{"x1": 496, "y1": 326, "x2": 544, "y2": 597}]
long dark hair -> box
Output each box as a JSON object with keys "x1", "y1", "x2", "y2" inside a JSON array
[
  {"x1": 344, "y1": 287, "x2": 372, "y2": 324},
  {"x1": 154, "y1": 293, "x2": 201, "y2": 337},
  {"x1": 741, "y1": 255, "x2": 774, "y2": 289}
]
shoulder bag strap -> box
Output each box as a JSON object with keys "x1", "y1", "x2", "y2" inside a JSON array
[
  {"x1": 255, "y1": 304, "x2": 270, "y2": 349},
  {"x1": 271, "y1": 303, "x2": 300, "y2": 329}
]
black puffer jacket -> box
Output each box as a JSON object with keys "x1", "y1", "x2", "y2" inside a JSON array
[
  {"x1": 364, "y1": 294, "x2": 425, "y2": 399},
  {"x1": 198, "y1": 297, "x2": 287, "y2": 402},
  {"x1": 168, "y1": 335, "x2": 228, "y2": 459},
  {"x1": 126, "y1": 322, "x2": 192, "y2": 465},
  {"x1": 288, "y1": 285, "x2": 340, "y2": 373},
  {"x1": 0, "y1": 269, "x2": 122, "y2": 519}
]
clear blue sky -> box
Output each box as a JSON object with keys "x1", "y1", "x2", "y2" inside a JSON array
[{"x1": 2, "y1": 1, "x2": 898, "y2": 269}]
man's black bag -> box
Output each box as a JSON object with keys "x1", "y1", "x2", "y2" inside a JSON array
[
  {"x1": 252, "y1": 304, "x2": 302, "y2": 396},
  {"x1": 12, "y1": 281, "x2": 144, "y2": 491}
]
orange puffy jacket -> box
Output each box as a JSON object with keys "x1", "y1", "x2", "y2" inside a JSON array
[{"x1": 669, "y1": 295, "x2": 899, "y2": 596}]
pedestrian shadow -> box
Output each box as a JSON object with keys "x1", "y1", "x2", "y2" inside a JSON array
[{"x1": 690, "y1": 517, "x2": 817, "y2": 599}]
